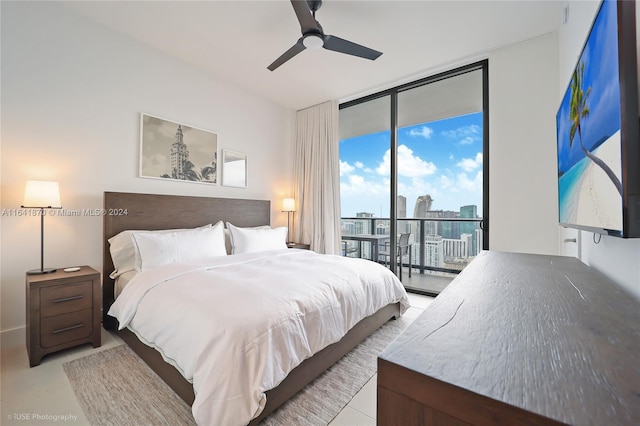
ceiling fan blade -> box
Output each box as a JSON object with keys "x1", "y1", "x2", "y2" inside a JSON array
[
  {"x1": 323, "y1": 35, "x2": 382, "y2": 61},
  {"x1": 290, "y1": 0, "x2": 321, "y2": 33},
  {"x1": 268, "y1": 38, "x2": 306, "y2": 71}
]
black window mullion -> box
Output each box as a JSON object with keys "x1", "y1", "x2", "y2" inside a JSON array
[{"x1": 390, "y1": 92, "x2": 398, "y2": 273}]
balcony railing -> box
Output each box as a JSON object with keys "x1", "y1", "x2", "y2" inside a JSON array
[{"x1": 341, "y1": 217, "x2": 484, "y2": 277}]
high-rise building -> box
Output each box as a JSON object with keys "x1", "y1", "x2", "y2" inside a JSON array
[
  {"x1": 399, "y1": 219, "x2": 415, "y2": 234},
  {"x1": 413, "y1": 195, "x2": 434, "y2": 218},
  {"x1": 460, "y1": 205, "x2": 477, "y2": 219},
  {"x1": 425, "y1": 209, "x2": 459, "y2": 239},
  {"x1": 397, "y1": 196, "x2": 407, "y2": 218},
  {"x1": 424, "y1": 220, "x2": 438, "y2": 236},
  {"x1": 475, "y1": 228, "x2": 484, "y2": 255},
  {"x1": 341, "y1": 221, "x2": 356, "y2": 234},
  {"x1": 443, "y1": 233, "x2": 472, "y2": 260},
  {"x1": 425, "y1": 234, "x2": 444, "y2": 268},
  {"x1": 170, "y1": 125, "x2": 189, "y2": 179},
  {"x1": 355, "y1": 212, "x2": 375, "y2": 234},
  {"x1": 376, "y1": 222, "x2": 389, "y2": 235},
  {"x1": 460, "y1": 205, "x2": 479, "y2": 255}
]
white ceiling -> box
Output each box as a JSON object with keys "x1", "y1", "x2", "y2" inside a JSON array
[{"x1": 62, "y1": 0, "x2": 564, "y2": 111}]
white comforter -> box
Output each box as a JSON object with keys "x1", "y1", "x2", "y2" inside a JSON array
[{"x1": 108, "y1": 249, "x2": 409, "y2": 426}]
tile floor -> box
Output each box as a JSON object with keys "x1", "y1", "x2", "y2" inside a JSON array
[{"x1": 1, "y1": 293, "x2": 433, "y2": 426}]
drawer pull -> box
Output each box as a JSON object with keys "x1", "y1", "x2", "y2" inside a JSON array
[
  {"x1": 53, "y1": 295, "x2": 83, "y2": 303},
  {"x1": 52, "y1": 323, "x2": 84, "y2": 334}
]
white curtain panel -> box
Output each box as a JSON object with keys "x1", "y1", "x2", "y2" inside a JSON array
[{"x1": 293, "y1": 100, "x2": 342, "y2": 254}]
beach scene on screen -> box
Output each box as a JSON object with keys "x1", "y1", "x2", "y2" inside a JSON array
[
  {"x1": 556, "y1": 0, "x2": 622, "y2": 233},
  {"x1": 559, "y1": 131, "x2": 622, "y2": 230}
]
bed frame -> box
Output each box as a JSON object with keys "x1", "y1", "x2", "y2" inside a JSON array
[{"x1": 102, "y1": 191, "x2": 401, "y2": 424}]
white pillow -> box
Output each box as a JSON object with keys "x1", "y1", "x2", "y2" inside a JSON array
[
  {"x1": 133, "y1": 232, "x2": 177, "y2": 271},
  {"x1": 226, "y1": 223, "x2": 287, "y2": 254},
  {"x1": 108, "y1": 223, "x2": 214, "y2": 278},
  {"x1": 223, "y1": 225, "x2": 270, "y2": 254},
  {"x1": 178, "y1": 223, "x2": 227, "y2": 261},
  {"x1": 132, "y1": 222, "x2": 227, "y2": 272}
]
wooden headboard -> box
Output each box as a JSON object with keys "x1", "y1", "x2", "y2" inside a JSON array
[{"x1": 102, "y1": 191, "x2": 270, "y2": 329}]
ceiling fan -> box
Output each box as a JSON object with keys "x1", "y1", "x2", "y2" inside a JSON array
[{"x1": 268, "y1": 0, "x2": 383, "y2": 71}]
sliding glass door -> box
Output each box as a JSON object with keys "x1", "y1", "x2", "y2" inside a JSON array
[
  {"x1": 339, "y1": 95, "x2": 391, "y2": 260},
  {"x1": 339, "y1": 61, "x2": 488, "y2": 295}
]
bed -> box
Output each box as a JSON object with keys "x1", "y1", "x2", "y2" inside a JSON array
[{"x1": 102, "y1": 191, "x2": 409, "y2": 425}]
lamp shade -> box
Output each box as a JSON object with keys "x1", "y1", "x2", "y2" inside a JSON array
[
  {"x1": 22, "y1": 180, "x2": 61, "y2": 208},
  {"x1": 282, "y1": 198, "x2": 295, "y2": 212}
]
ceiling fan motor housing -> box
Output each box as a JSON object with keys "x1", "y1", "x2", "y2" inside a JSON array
[{"x1": 303, "y1": 33, "x2": 324, "y2": 49}]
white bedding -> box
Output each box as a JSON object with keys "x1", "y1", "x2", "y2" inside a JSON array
[
  {"x1": 108, "y1": 249, "x2": 409, "y2": 426},
  {"x1": 114, "y1": 270, "x2": 137, "y2": 298}
]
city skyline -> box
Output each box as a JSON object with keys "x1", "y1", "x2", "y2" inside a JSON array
[
  {"x1": 346, "y1": 194, "x2": 478, "y2": 219},
  {"x1": 340, "y1": 112, "x2": 484, "y2": 218}
]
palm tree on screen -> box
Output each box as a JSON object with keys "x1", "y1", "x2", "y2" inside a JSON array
[{"x1": 569, "y1": 61, "x2": 623, "y2": 196}]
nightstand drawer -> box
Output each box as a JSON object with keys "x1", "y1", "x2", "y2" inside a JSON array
[
  {"x1": 40, "y1": 309, "x2": 93, "y2": 348},
  {"x1": 40, "y1": 281, "x2": 93, "y2": 318}
]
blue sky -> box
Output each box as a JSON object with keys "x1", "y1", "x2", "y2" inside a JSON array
[
  {"x1": 340, "y1": 112, "x2": 483, "y2": 217},
  {"x1": 556, "y1": 0, "x2": 621, "y2": 174}
]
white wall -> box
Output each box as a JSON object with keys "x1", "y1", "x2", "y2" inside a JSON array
[
  {"x1": 0, "y1": 2, "x2": 295, "y2": 339},
  {"x1": 488, "y1": 33, "x2": 560, "y2": 255},
  {"x1": 557, "y1": 1, "x2": 640, "y2": 299}
]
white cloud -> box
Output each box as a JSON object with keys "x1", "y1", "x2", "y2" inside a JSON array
[
  {"x1": 439, "y1": 175, "x2": 454, "y2": 190},
  {"x1": 442, "y1": 124, "x2": 481, "y2": 139},
  {"x1": 456, "y1": 170, "x2": 483, "y2": 192},
  {"x1": 344, "y1": 160, "x2": 375, "y2": 175},
  {"x1": 376, "y1": 145, "x2": 437, "y2": 177},
  {"x1": 340, "y1": 160, "x2": 355, "y2": 176},
  {"x1": 456, "y1": 153, "x2": 483, "y2": 172},
  {"x1": 459, "y1": 137, "x2": 475, "y2": 145},
  {"x1": 399, "y1": 177, "x2": 440, "y2": 199},
  {"x1": 442, "y1": 124, "x2": 481, "y2": 145},
  {"x1": 349, "y1": 174, "x2": 364, "y2": 185},
  {"x1": 340, "y1": 173, "x2": 388, "y2": 196},
  {"x1": 407, "y1": 126, "x2": 433, "y2": 139},
  {"x1": 434, "y1": 170, "x2": 482, "y2": 194}
]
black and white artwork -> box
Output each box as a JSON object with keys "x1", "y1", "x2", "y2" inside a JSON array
[{"x1": 140, "y1": 114, "x2": 218, "y2": 184}]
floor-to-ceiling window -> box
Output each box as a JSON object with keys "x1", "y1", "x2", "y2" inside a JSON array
[
  {"x1": 339, "y1": 95, "x2": 391, "y2": 260},
  {"x1": 339, "y1": 61, "x2": 488, "y2": 295}
]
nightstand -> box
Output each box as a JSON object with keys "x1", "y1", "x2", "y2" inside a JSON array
[
  {"x1": 287, "y1": 242, "x2": 311, "y2": 250},
  {"x1": 26, "y1": 266, "x2": 101, "y2": 367}
]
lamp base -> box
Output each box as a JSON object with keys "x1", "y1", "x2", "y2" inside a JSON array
[{"x1": 26, "y1": 268, "x2": 57, "y2": 275}]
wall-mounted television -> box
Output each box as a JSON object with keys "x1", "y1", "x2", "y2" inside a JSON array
[{"x1": 556, "y1": 0, "x2": 640, "y2": 238}]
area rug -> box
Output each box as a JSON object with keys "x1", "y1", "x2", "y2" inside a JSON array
[{"x1": 63, "y1": 307, "x2": 419, "y2": 426}]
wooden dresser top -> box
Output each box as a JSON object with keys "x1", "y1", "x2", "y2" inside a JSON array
[{"x1": 380, "y1": 251, "x2": 640, "y2": 425}]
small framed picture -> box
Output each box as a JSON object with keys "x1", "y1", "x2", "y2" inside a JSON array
[
  {"x1": 139, "y1": 113, "x2": 218, "y2": 184},
  {"x1": 221, "y1": 150, "x2": 247, "y2": 188}
]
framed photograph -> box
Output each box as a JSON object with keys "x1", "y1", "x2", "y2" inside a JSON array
[
  {"x1": 139, "y1": 113, "x2": 218, "y2": 184},
  {"x1": 222, "y1": 149, "x2": 247, "y2": 188}
]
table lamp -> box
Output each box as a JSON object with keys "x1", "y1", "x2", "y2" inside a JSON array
[
  {"x1": 22, "y1": 180, "x2": 61, "y2": 275},
  {"x1": 282, "y1": 198, "x2": 295, "y2": 244}
]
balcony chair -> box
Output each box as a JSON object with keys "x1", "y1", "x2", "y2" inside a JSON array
[{"x1": 379, "y1": 233, "x2": 412, "y2": 281}]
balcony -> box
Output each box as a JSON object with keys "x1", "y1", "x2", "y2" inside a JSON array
[{"x1": 341, "y1": 217, "x2": 484, "y2": 295}]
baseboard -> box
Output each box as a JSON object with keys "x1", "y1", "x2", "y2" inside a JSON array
[{"x1": 1, "y1": 326, "x2": 25, "y2": 348}]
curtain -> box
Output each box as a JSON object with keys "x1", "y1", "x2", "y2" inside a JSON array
[{"x1": 292, "y1": 100, "x2": 341, "y2": 254}]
